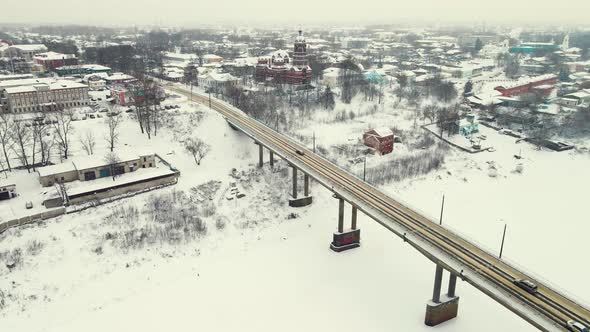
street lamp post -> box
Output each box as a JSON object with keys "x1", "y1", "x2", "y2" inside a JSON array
[
  {"x1": 499, "y1": 223, "x2": 508, "y2": 259},
  {"x1": 439, "y1": 194, "x2": 445, "y2": 225}
]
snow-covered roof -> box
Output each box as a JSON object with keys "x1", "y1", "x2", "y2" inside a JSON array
[
  {"x1": 72, "y1": 150, "x2": 151, "y2": 171},
  {"x1": 9, "y1": 44, "x2": 47, "y2": 52},
  {"x1": 65, "y1": 167, "x2": 174, "y2": 197},
  {"x1": 37, "y1": 162, "x2": 77, "y2": 178},
  {"x1": 4, "y1": 79, "x2": 87, "y2": 94},
  {"x1": 34, "y1": 51, "x2": 76, "y2": 61},
  {"x1": 104, "y1": 73, "x2": 135, "y2": 82},
  {"x1": 199, "y1": 71, "x2": 238, "y2": 82},
  {"x1": 370, "y1": 127, "x2": 393, "y2": 137}
]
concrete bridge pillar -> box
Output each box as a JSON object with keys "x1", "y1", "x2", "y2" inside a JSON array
[
  {"x1": 425, "y1": 264, "x2": 460, "y2": 327},
  {"x1": 269, "y1": 151, "x2": 274, "y2": 168},
  {"x1": 258, "y1": 143, "x2": 263, "y2": 168},
  {"x1": 330, "y1": 197, "x2": 361, "y2": 252},
  {"x1": 288, "y1": 166, "x2": 313, "y2": 207}
]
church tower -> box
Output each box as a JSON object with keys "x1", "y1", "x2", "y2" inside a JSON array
[{"x1": 293, "y1": 30, "x2": 307, "y2": 68}]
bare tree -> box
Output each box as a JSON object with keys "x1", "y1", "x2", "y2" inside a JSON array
[
  {"x1": 0, "y1": 113, "x2": 14, "y2": 171},
  {"x1": 184, "y1": 137, "x2": 210, "y2": 165},
  {"x1": 105, "y1": 114, "x2": 121, "y2": 152},
  {"x1": 104, "y1": 152, "x2": 121, "y2": 181},
  {"x1": 79, "y1": 130, "x2": 96, "y2": 155},
  {"x1": 0, "y1": 153, "x2": 7, "y2": 179},
  {"x1": 11, "y1": 120, "x2": 32, "y2": 172},
  {"x1": 52, "y1": 109, "x2": 74, "y2": 160},
  {"x1": 54, "y1": 182, "x2": 69, "y2": 205},
  {"x1": 31, "y1": 118, "x2": 53, "y2": 168}
]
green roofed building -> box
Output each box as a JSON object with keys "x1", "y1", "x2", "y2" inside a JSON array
[{"x1": 509, "y1": 42, "x2": 558, "y2": 55}]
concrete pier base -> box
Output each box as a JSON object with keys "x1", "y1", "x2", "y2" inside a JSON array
[
  {"x1": 288, "y1": 195, "x2": 313, "y2": 207},
  {"x1": 330, "y1": 229, "x2": 361, "y2": 252},
  {"x1": 424, "y1": 296, "x2": 459, "y2": 326}
]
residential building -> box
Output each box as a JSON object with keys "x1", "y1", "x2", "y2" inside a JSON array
[
  {"x1": 202, "y1": 54, "x2": 223, "y2": 64},
  {"x1": 55, "y1": 64, "x2": 112, "y2": 77},
  {"x1": 363, "y1": 127, "x2": 394, "y2": 155},
  {"x1": 104, "y1": 73, "x2": 136, "y2": 85},
  {"x1": 198, "y1": 71, "x2": 239, "y2": 92},
  {"x1": 510, "y1": 42, "x2": 559, "y2": 55},
  {"x1": 34, "y1": 52, "x2": 78, "y2": 71},
  {"x1": 2, "y1": 44, "x2": 48, "y2": 61},
  {"x1": 559, "y1": 89, "x2": 590, "y2": 106},
  {"x1": 341, "y1": 37, "x2": 371, "y2": 49},
  {"x1": 86, "y1": 75, "x2": 107, "y2": 90},
  {"x1": 1, "y1": 78, "x2": 89, "y2": 113}
]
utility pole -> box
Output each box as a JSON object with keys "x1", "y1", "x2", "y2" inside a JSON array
[
  {"x1": 313, "y1": 132, "x2": 316, "y2": 153},
  {"x1": 499, "y1": 223, "x2": 507, "y2": 259},
  {"x1": 208, "y1": 90, "x2": 212, "y2": 109},
  {"x1": 363, "y1": 155, "x2": 367, "y2": 181},
  {"x1": 439, "y1": 194, "x2": 445, "y2": 225}
]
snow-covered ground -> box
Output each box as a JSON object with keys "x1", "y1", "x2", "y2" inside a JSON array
[{"x1": 1, "y1": 88, "x2": 589, "y2": 332}]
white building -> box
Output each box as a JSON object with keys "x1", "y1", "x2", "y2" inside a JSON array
[
  {"x1": 197, "y1": 72, "x2": 239, "y2": 92},
  {"x1": 2, "y1": 44, "x2": 48, "y2": 61},
  {"x1": 1, "y1": 78, "x2": 89, "y2": 113}
]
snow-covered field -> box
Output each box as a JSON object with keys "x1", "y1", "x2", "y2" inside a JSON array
[{"x1": 1, "y1": 89, "x2": 589, "y2": 332}]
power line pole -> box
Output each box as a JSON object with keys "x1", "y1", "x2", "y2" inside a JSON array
[
  {"x1": 499, "y1": 223, "x2": 507, "y2": 259},
  {"x1": 439, "y1": 194, "x2": 445, "y2": 225},
  {"x1": 363, "y1": 155, "x2": 367, "y2": 181}
]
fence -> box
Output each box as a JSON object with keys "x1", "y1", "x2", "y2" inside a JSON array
[{"x1": 0, "y1": 207, "x2": 66, "y2": 234}]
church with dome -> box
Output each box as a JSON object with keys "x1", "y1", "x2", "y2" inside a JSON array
[{"x1": 254, "y1": 30, "x2": 313, "y2": 85}]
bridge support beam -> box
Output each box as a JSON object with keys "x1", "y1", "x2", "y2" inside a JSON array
[
  {"x1": 258, "y1": 143, "x2": 263, "y2": 168},
  {"x1": 425, "y1": 264, "x2": 460, "y2": 327},
  {"x1": 330, "y1": 197, "x2": 361, "y2": 252},
  {"x1": 269, "y1": 151, "x2": 274, "y2": 168},
  {"x1": 288, "y1": 166, "x2": 313, "y2": 207}
]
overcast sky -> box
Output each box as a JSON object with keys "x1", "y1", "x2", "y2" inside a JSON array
[{"x1": 4, "y1": 0, "x2": 590, "y2": 27}]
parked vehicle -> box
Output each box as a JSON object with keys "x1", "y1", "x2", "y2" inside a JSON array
[
  {"x1": 513, "y1": 279, "x2": 538, "y2": 294},
  {"x1": 25, "y1": 201, "x2": 33, "y2": 209},
  {"x1": 567, "y1": 320, "x2": 588, "y2": 332}
]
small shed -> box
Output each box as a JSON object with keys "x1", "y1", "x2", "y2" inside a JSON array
[{"x1": 363, "y1": 127, "x2": 394, "y2": 155}]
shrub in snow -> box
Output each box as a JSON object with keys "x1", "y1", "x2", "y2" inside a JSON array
[
  {"x1": 488, "y1": 167, "x2": 498, "y2": 178},
  {"x1": 514, "y1": 163, "x2": 524, "y2": 174},
  {"x1": 365, "y1": 143, "x2": 448, "y2": 185},
  {"x1": 26, "y1": 240, "x2": 43, "y2": 256},
  {"x1": 2, "y1": 249, "x2": 22, "y2": 270},
  {"x1": 215, "y1": 217, "x2": 227, "y2": 231}
]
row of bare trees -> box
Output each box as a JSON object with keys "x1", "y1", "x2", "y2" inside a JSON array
[
  {"x1": 131, "y1": 68, "x2": 163, "y2": 140},
  {"x1": 0, "y1": 109, "x2": 75, "y2": 173}
]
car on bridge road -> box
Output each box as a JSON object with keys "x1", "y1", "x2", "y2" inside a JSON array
[
  {"x1": 295, "y1": 149, "x2": 305, "y2": 156},
  {"x1": 513, "y1": 279, "x2": 538, "y2": 294},
  {"x1": 568, "y1": 320, "x2": 589, "y2": 332}
]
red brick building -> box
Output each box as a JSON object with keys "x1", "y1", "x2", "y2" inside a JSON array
[
  {"x1": 494, "y1": 74, "x2": 557, "y2": 97},
  {"x1": 34, "y1": 52, "x2": 78, "y2": 71},
  {"x1": 363, "y1": 127, "x2": 394, "y2": 155},
  {"x1": 255, "y1": 30, "x2": 312, "y2": 85}
]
